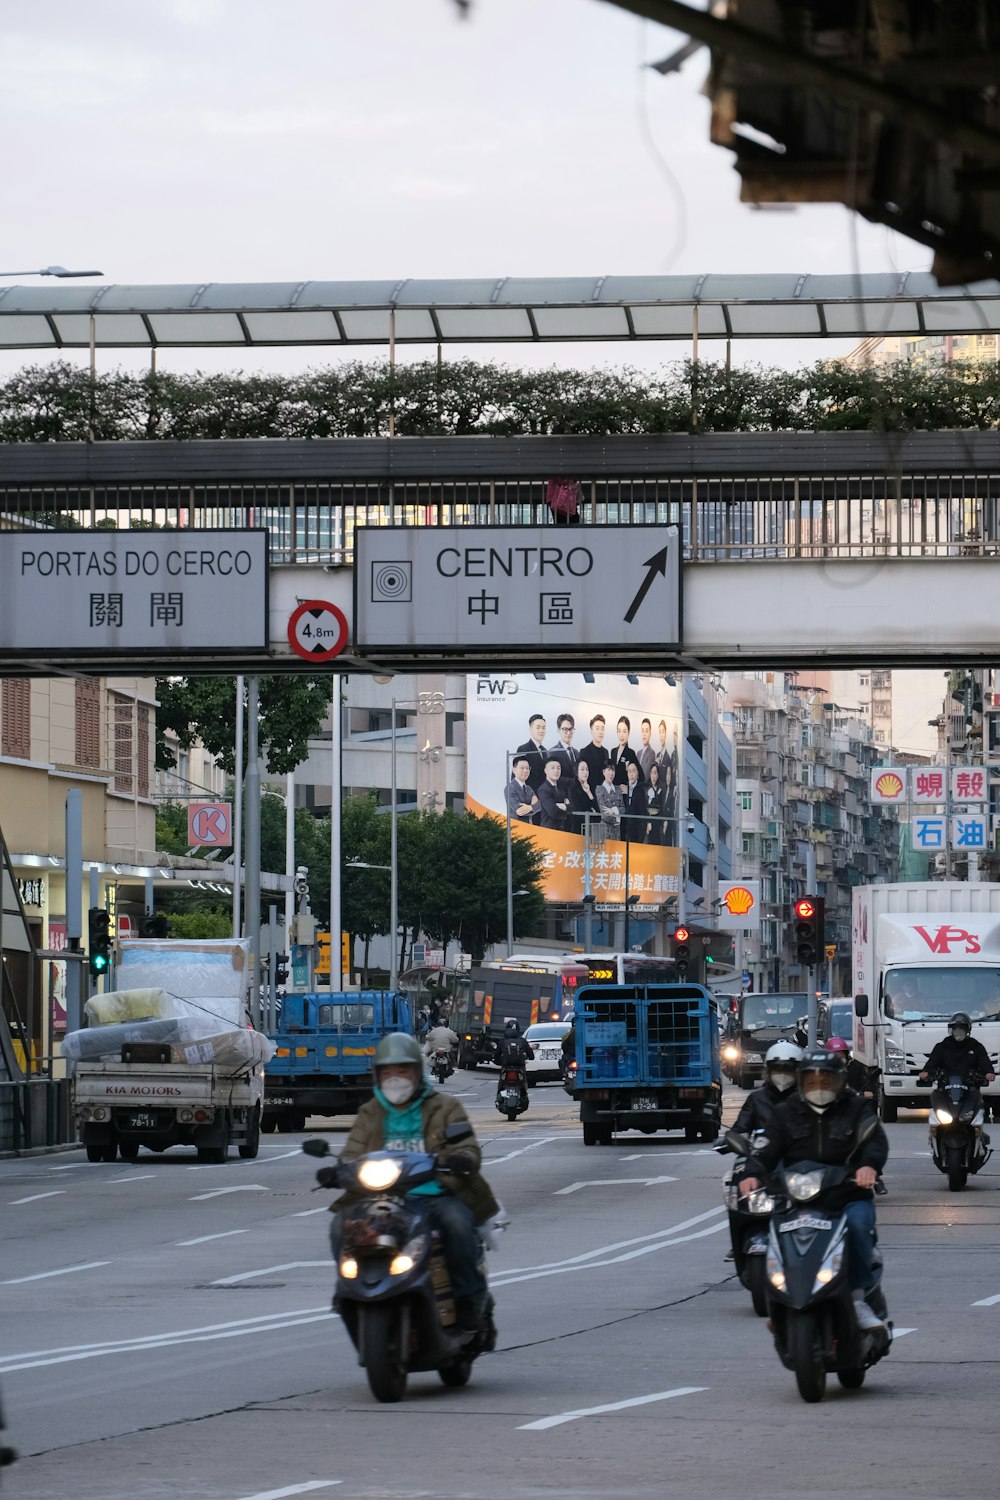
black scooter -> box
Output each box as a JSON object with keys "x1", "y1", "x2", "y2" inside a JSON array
[
  {"x1": 430, "y1": 1047, "x2": 454, "y2": 1085},
  {"x1": 495, "y1": 1063, "x2": 529, "y2": 1121},
  {"x1": 929, "y1": 1072, "x2": 992, "y2": 1191},
  {"x1": 721, "y1": 1132, "x2": 772, "y2": 1317},
  {"x1": 303, "y1": 1131, "x2": 496, "y2": 1403},
  {"x1": 727, "y1": 1126, "x2": 891, "y2": 1403}
]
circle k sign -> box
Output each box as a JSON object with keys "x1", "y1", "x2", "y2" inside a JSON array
[{"x1": 188, "y1": 802, "x2": 233, "y2": 847}]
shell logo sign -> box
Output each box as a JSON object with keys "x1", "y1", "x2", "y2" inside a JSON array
[
  {"x1": 870, "y1": 767, "x2": 907, "y2": 803},
  {"x1": 722, "y1": 885, "x2": 755, "y2": 917}
]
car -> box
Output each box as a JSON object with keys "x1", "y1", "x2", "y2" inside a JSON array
[
  {"x1": 524, "y1": 1021, "x2": 571, "y2": 1084},
  {"x1": 818, "y1": 998, "x2": 853, "y2": 1046}
]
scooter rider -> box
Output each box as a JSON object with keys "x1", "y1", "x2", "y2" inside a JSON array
[
  {"x1": 495, "y1": 1020, "x2": 534, "y2": 1107},
  {"x1": 739, "y1": 1048, "x2": 889, "y2": 1331},
  {"x1": 732, "y1": 1040, "x2": 804, "y2": 1135},
  {"x1": 328, "y1": 1033, "x2": 499, "y2": 1331},
  {"x1": 826, "y1": 1037, "x2": 888, "y2": 1195},
  {"x1": 424, "y1": 1022, "x2": 460, "y2": 1061},
  {"x1": 918, "y1": 1012, "x2": 996, "y2": 1088}
]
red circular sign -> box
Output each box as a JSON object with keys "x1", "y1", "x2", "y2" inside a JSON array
[{"x1": 287, "y1": 600, "x2": 349, "y2": 662}]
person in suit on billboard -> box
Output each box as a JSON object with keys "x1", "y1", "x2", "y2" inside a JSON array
[
  {"x1": 580, "y1": 713, "x2": 611, "y2": 787},
  {"x1": 622, "y1": 760, "x2": 648, "y2": 843},
  {"x1": 504, "y1": 755, "x2": 539, "y2": 824},
  {"x1": 549, "y1": 712, "x2": 580, "y2": 780},
  {"x1": 516, "y1": 713, "x2": 549, "y2": 790},
  {"x1": 611, "y1": 715, "x2": 640, "y2": 787},
  {"x1": 637, "y1": 717, "x2": 656, "y2": 783},
  {"x1": 537, "y1": 757, "x2": 572, "y2": 831},
  {"x1": 596, "y1": 761, "x2": 624, "y2": 835}
]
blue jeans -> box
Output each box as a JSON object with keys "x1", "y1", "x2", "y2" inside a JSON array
[
  {"x1": 844, "y1": 1198, "x2": 877, "y2": 1293},
  {"x1": 330, "y1": 1193, "x2": 485, "y2": 1302}
]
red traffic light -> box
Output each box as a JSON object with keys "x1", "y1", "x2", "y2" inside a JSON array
[
  {"x1": 794, "y1": 899, "x2": 816, "y2": 920},
  {"x1": 674, "y1": 926, "x2": 689, "y2": 943}
]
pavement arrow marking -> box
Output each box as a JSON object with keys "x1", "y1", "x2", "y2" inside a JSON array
[
  {"x1": 190, "y1": 1184, "x2": 269, "y2": 1202},
  {"x1": 554, "y1": 1176, "x2": 677, "y2": 1195}
]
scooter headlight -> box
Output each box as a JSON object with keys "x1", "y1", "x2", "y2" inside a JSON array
[
  {"x1": 747, "y1": 1189, "x2": 775, "y2": 1215},
  {"x1": 388, "y1": 1253, "x2": 414, "y2": 1276},
  {"x1": 357, "y1": 1157, "x2": 402, "y2": 1191},
  {"x1": 786, "y1": 1171, "x2": 823, "y2": 1202},
  {"x1": 722, "y1": 1044, "x2": 740, "y2": 1062},
  {"x1": 766, "y1": 1249, "x2": 786, "y2": 1290},
  {"x1": 811, "y1": 1245, "x2": 844, "y2": 1296},
  {"x1": 935, "y1": 1108, "x2": 954, "y2": 1126},
  {"x1": 339, "y1": 1256, "x2": 359, "y2": 1279}
]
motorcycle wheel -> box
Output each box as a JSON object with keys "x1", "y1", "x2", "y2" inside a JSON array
[
  {"x1": 439, "y1": 1356, "x2": 472, "y2": 1387},
  {"x1": 837, "y1": 1367, "x2": 866, "y2": 1389},
  {"x1": 506, "y1": 1108, "x2": 518, "y2": 1122},
  {"x1": 946, "y1": 1146, "x2": 968, "y2": 1191},
  {"x1": 363, "y1": 1304, "x2": 408, "y2": 1403},
  {"x1": 787, "y1": 1311, "x2": 826, "y2": 1404},
  {"x1": 435, "y1": 1064, "x2": 447, "y2": 1084},
  {"x1": 746, "y1": 1256, "x2": 769, "y2": 1318}
]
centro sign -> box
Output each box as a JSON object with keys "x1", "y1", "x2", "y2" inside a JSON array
[
  {"x1": 356, "y1": 524, "x2": 681, "y2": 654},
  {"x1": 0, "y1": 530, "x2": 268, "y2": 658}
]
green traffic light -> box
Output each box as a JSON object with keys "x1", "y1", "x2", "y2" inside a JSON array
[{"x1": 92, "y1": 954, "x2": 109, "y2": 972}]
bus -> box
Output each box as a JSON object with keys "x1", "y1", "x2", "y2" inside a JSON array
[
  {"x1": 573, "y1": 952, "x2": 678, "y2": 986},
  {"x1": 453, "y1": 955, "x2": 587, "y2": 1068}
]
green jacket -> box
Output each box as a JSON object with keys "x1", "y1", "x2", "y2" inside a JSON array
[{"x1": 334, "y1": 1088, "x2": 500, "y2": 1224}]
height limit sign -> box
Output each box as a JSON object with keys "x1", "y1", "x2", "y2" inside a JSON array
[{"x1": 287, "y1": 600, "x2": 349, "y2": 662}]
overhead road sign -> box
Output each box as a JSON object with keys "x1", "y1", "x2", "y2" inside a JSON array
[
  {"x1": 355, "y1": 525, "x2": 681, "y2": 660},
  {"x1": 0, "y1": 530, "x2": 267, "y2": 662},
  {"x1": 287, "y1": 599, "x2": 349, "y2": 662}
]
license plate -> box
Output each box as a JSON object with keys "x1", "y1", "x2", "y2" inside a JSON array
[
  {"x1": 267, "y1": 1097, "x2": 295, "y2": 1106},
  {"x1": 780, "y1": 1215, "x2": 832, "y2": 1233},
  {"x1": 128, "y1": 1111, "x2": 160, "y2": 1130},
  {"x1": 632, "y1": 1095, "x2": 658, "y2": 1111}
]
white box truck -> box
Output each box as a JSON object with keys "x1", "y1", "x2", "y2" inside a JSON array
[
  {"x1": 852, "y1": 882, "x2": 1000, "y2": 1121},
  {"x1": 66, "y1": 938, "x2": 268, "y2": 1163}
]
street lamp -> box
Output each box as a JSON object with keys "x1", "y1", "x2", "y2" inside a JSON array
[{"x1": 0, "y1": 265, "x2": 103, "y2": 278}]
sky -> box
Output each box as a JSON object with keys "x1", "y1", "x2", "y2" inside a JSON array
[{"x1": 0, "y1": 0, "x2": 926, "y2": 380}]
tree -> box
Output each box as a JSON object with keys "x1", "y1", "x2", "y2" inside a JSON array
[
  {"x1": 340, "y1": 793, "x2": 390, "y2": 983},
  {"x1": 155, "y1": 675, "x2": 332, "y2": 777}
]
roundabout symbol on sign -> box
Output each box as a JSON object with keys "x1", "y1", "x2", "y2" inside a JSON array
[{"x1": 287, "y1": 600, "x2": 349, "y2": 662}]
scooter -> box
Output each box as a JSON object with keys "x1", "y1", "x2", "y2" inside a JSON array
[
  {"x1": 727, "y1": 1126, "x2": 892, "y2": 1404},
  {"x1": 495, "y1": 1064, "x2": 529, "y2": 1121},
  {"x1": 303, "y1": 1131, "x2": 497, "y2": 1403},
  {"x1": 430, "y1": 1048, "x2": 454, "y2": 1085},
  {"x1": 929, "y1": 1072, "x2": 992, "y2": 1191},
  {"x1": 720, "y1": 1131, "x2": 772, "y2": 1317}
]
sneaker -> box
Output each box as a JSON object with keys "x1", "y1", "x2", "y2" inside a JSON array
[
  {"x1": 723, "y1": 1249, "x2": 735, "y2": 1262},
  {"x1": 853, "y1": 1298, "x2": 886, "y2": 1332}
]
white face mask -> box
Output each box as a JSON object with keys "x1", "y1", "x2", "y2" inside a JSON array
[
  {"x1": 802, "y1": 1083, "x2": 838, "y2": 1110},
  {"x1": 380, "y1": 1075, "x2": 417, "y2": 1107},
  {"x1": 769, "y1": 1070, "x2": 796, "y2": 1093},
  {"x1": 951, "y1": 1028, "x2": 969, "y2": 1043}
]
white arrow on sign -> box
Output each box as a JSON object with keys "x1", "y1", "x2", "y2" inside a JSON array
[
  {"x1": 190, "y1": 1185, "x2": 269, "y2": 1202},
  {"x1": 554, "y1": 1176, "x2": 677, "y2": 1196}
]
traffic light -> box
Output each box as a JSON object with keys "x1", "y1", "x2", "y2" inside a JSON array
[
  {"x1": 672, "y1": 925, "x2": 691, "y2": 978},
  {"x1": 88, "y1": 907, "x2": 112, "y2": 982},
  {"x1": 274, "y1": 954, "x2": 289, "y2": 986},
  {"x1": 140, "y1": 913, "x2": 170, "y2": 938},
  {"x1": 793, "y1": 896, "x2": 825, "y2": 967}
]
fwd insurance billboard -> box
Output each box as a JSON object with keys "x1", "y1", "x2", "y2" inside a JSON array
[{"x1": 466, "y1": 673, "x2": 682, "y2": 910}]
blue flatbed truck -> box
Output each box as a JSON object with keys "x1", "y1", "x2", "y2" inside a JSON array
[
  {"x1": 571, "y1": 982, "x2": 722, "y2": 1146},
  {"x1": 263, "y1": 990, "x2": 413, "y2": 1132}
]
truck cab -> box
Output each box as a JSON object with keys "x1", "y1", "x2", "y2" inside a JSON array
[
  {"x1": 264, "y1": 990, "x2": 412, "y2": 1131},
  {"x1": 722, "y1": 991, "x2": 808, "y2": 1089}
]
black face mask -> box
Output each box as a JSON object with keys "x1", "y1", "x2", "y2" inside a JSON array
[{"x1": 951, "y1": 1028, "x2": 969, "y2": 1043}]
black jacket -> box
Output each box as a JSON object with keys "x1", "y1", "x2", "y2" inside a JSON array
[
  {"x1": 497, "y1": 1036, "x2": 534, "y2": 1068},
  {"x1": 922, "y1": 1034, "x2": 994, "y2": 1081},
  {"x1": 732, "y1": 1080, "x2": 790, "y2": 1136},
  {"x1": 749, "y1": 1090, "x2": 888, "y2": 1209}
]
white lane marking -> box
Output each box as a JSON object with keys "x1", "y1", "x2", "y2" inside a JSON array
[
  {"x1": 484, "y1": 1137, "x2": 559, "y2": 1165},
  {"x1": 176, "y1": 1229, "x2": 252, "y2": 1246},
  {"x1": 496, "y1": 1205, "x2": 724, "y2": 1276},
  {"x1": 0, "y1": 1308, "x2": 336, "y2": 1374},
  {"x1": 291, "y1": 1206, "x2": 330, "y2": 1218},
  {"x1": 234, "y1": 1483, "x2": 342, "y2": 1500},
  {"x1": 493, "y1": 1220, "x2": 726, "y2": 1287},
  {"x1": 4, "y1": 1261, "x2": 111, "y2": 1285},
  {"x1": 190, "y1": 1185, "x2": 269, "y2": 1201},
  {"x1": 188, "y1": 1148, "x2": 303, "y2": 1171},
  {"x1": 893, "y1": 1327, "x2": 918, "y2": 1337},
  {"x1": 49, "y1": 1162, "x2": 90, "y2": 1171},
  {"x1": 0, "y1": 1307, "x2": 329, "y2": 1366},
  {"x1": 519, "y1": 1385, "x2": 707, "y2": 1431},
  {"x1": 108, "y1": 1173, "x2": 157, "y2": 1184},
  {"x1": 212, "y1": 1261, "x2": 330, "y2": 1286},
  {"x1": 618, "y1": 1151, "x2": 715, "y2": 1161},
  {"x1": 973, "y1": 1292, "x2": 1000, "y2": 1306},
  {"x1": 555, "y1": 1176, "x2": 677, "y2": 1195},
  {"x1": 8, "y1": 1191, "x2": 66, "y2": 1205}
]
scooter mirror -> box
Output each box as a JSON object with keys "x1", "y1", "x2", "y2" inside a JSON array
[
  {"x1": 302, "y1": 1137, "x2": 331, "y2": 1157},
  {"x1": 724, "y1": 1130, "x2": 754, "y2": 1157}
]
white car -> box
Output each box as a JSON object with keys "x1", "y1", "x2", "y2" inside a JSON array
[{"x1": 525, "y1": 1021, "x2": 571, "y2": 1084}]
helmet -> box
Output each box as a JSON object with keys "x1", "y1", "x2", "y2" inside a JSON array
[
  {"x1": 373, "y1": 1033, "x2": 423, "y2": 1071},
  {"x1": 765, "y1": 1040, "x2": 803, "y2": 1093},
  {"x1": 505, "y1": 1020, "x2": 522, "y2": 1037},
  {"x1": 949, "y1": 1012, "x2": 972, "y2": 1032},
  {"x1": 765, "y1": 1041, "x2": 804, "y2": 1067},
  {"x1": 797, "y1": 1048, "x2": 847, "y2": 1113},
  {"x1": 825, "y1": 1036, "x2": 850, "y2": 1055}
]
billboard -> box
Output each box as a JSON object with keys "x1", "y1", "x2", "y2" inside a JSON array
[{"x1": 466, "y1": 672, "x2": 682, "y2": 909}]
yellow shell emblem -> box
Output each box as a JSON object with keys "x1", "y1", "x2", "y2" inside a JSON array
[
  {"x1": 723, "y1": 885, "x2": 755, "y2": 915},
  {"x1": 874, "y1": 771, "x2": 904, "y2": 799}
]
